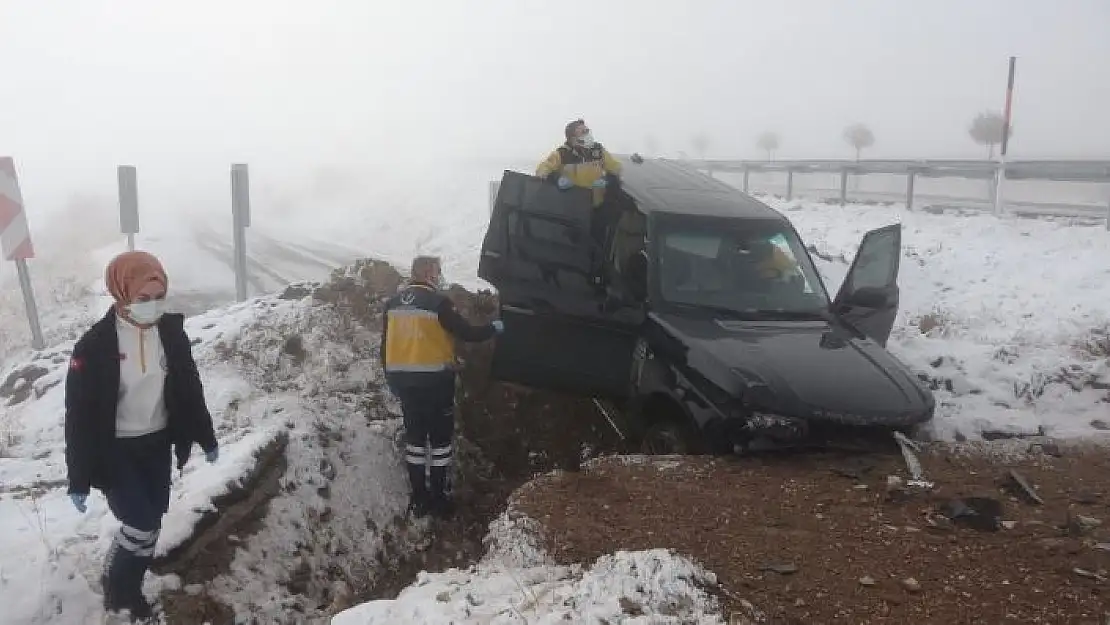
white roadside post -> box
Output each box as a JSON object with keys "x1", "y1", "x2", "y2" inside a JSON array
[
  {"x1": 0, "y1": 157, "x2": 45, "y2": 349},
  {"x1": 992, "y1": 56, "x2": 1017, "y2": 216},
  {"x1": 231, "y1": 164, "x2": 251, "y2": 302},
  {"x1": 117, "y1": 165, "x2": 139, "y2": 251}
]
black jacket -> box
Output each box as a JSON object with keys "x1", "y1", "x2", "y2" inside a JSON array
[{"x1": 64, "y1": 308, "x2": 218, "y2": 495}]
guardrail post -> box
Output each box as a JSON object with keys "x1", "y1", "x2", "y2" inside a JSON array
[
  {"x1": 839, "y1": 169, "x2": 849, "y2": 206},
  {"x1": 786, "y1": 170, "x2": 794, "y2": 201},
  {"x1": 742, "y1": 167, "x2": 750, "y2": 193},
  {"x1": 906, "y1": 170, "x2": 916, "y2": 210}
]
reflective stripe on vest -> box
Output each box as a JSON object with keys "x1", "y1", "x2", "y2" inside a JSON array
[{"x1": 384, "y1": 305, "x2": 456, "y2": 373}]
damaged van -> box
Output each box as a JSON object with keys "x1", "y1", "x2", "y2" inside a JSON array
[{"x1": 478, "y1": 156, "x2": 934, "y2": 454}]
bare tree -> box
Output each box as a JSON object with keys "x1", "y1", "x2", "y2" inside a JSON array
[
  {"x1": 843, "y1": 123, "x2": 875, "y2": 161},
  {"x1": 968, "y1": 111, "x2": 1011, "y2": 159},
  {"x1": 756, "y1": 132, "x2": 780, "y2": 162},
  {"x1": 691, "y1": 133, "x2": 710, "y2": 160}
]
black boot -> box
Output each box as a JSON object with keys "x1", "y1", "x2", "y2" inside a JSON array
[
  {"x1": 102, "y1": 540, "x2": 130, "y2": 613},
  {"x1": 429, "y1": 465, "x2": 455, "y2": 520},
  {"x1": 406, "y1": 462, "x2": 430, "y2": 518},
  {"x1": 126, "y1": 554, "x2": 155, "y2": 621}
]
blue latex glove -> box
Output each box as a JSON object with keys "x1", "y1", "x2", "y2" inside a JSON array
[
  {"x1": 491, "y1": 320, "x2": 504, "y2": 334},
  {"x1": 69, "y1": 493, "x2": 88, "y2": 513},
  {"x1": 205, "y1": 447, "x2": 219, "y2": 463},
  {"x1": 591, "y1": 177, "x2": 608, "y2": 189},
  {"x1": 557, "y1": 176, "x2": 573, "y2": 190}
]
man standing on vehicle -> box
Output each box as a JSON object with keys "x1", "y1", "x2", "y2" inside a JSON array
[
  {"x1": 381, "y1": 256, "x2": 504, "y2": 519},
  {"x1": 536, "y1": 118, "x2": 623, "y2": 206},
  {"x1": 537, "y1": 119, "x2": 626, "y2": 275}
]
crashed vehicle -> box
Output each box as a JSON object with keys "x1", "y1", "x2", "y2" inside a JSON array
[{"x1": 478, "y1": 156, "x2": 935, "y2": 454}]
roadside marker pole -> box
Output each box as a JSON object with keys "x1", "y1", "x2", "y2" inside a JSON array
[
  {"x1": 231, "y1": 164, "x2": 251, "y2": 302},
  {"x1": 118, "y1": 165, "x2": 139, "y2": 251},
  {"x1": 0, "y1": 157, "x2": 44, "y2": 349},
  {"x1": 992, "y1": 56, "x2": 1017, "y2": 216}
]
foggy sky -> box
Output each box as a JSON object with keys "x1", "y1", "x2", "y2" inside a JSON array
[{"x1": 1, "y1": 0, "x2": 1108, "y2": 223}]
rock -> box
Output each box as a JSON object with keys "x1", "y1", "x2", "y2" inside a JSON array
[
  {"x1": 1091, "y1": 419, "x2": 1110, "y2": 431},
  {"x1": 619, "y1": 597, "x2": 644, "y2": 616},
  {"x1": 436, "y1": 591, "x2": 451, "y2": 602},
  {"x1": 1038, "y1": 441, "x2": 1064, "y2": 457},
  {"x1": 1072, "y1": 491, "x2": 1101, "y2": 505},
  {"x1": 1003, "y1": 469, "x2": 1044, "y2": 505},
  {"x1": 1001, "y1": 520, "x2": 1017, "y2": 530},
  {"x1": 859, "y1": 576, "x2": 876, "y2": 587},
  {"x1": 759, "y1": 563, "x2": 798, "y2": 575},
  {"x1": 901, "y1": 578, "x2": 922, "y2": 593},
  {"x1": 939, "y1": 497, "x2": 1003, "y2": 531},
  {"x1": 1073, "y1": 568, "x2": 1107, "y2": 582},
  {"x1": 1065, "y1": 513, "x2": 1103, "y2": 536}
]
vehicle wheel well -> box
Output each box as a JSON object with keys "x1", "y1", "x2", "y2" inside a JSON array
[
  {"x1": 640, "y1": 393, "x2": 689, "y2": 428},
  {"x1": 636, "y1": 393, "x2": 704, "y2": 455}
]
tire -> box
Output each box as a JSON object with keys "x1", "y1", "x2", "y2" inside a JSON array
[{"x1": 639, "y1": 420, "x2": 700, "y2": 455}]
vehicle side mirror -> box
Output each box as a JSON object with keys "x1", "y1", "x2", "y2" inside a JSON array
[{"x1": 840, "y1": 285, "x2": 891, "y2": 309}]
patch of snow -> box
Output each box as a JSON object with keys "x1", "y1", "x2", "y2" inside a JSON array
[{"x1": 333, "y1": 507, "x2": 725, "y2": 624}]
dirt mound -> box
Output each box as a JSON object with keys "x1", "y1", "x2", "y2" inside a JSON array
[{"x1": 514, "y1": 446, "x2": 1110, "y2": 624}]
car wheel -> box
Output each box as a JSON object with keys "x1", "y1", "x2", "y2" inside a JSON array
[{"x1": 640, "y1": 420, "x2": 698, "y2": 455}]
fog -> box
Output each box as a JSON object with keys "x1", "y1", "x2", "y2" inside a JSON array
[{"x1": 1, "y1": 0, "x2": 1108, "y2": 233}]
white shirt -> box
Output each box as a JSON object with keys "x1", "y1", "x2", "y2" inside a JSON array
[{"x1": 115, "y1": 317, "x2": 169, "y2": 438}]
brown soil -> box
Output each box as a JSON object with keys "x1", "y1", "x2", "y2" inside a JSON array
[{"x1": 514, "y1": 445, "x2": 1110, "y2": 625}]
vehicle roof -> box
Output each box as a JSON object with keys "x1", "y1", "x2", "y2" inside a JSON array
[{"x1": 613, "y1": 155, "x2": 786, "y2": 221}]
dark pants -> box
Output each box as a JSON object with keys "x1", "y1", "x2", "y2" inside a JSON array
[
  {"x1": 391, "y1": 374, "x2": 456, "y2": 506},
  {"x1": 102, "y1": 429, "x2": 172, "y2": 613}
]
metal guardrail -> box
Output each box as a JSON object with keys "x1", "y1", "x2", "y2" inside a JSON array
[
  {"x1": 688, "y1": 158, "x2": 1110, "y2": 183},
  {"x1": 676, "y1": 157, "x2": 1109, "y2": 228}
]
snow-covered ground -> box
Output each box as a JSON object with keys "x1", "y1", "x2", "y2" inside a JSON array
[
  {"x1": 2, "y1": 160, "x2": 1110, "y2": 623},
  {"x1": 331, "y1": 512, "x2": 727, "y2": 625},
  {"x1": 0, "y1": 289, "x2": 416, "y2": 624}
]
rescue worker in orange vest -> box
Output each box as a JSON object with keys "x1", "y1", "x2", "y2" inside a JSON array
[{"x1": 381, "y1": 256, "x2": 503, "y2": 519}]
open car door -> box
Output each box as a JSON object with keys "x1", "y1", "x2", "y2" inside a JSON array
[
  {"x1": 831, "y1": 223, "x2": 901, "y2": 346},
  {"x1": 478, "y1": 171, "x2": 642, "y2": 399}
]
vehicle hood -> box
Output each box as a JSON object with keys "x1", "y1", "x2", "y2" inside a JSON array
[{"x1": 652, "y1": 313, "x2": 933, "y2": 427}]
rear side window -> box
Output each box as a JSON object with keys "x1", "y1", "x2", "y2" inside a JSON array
[{"x1": 521, "y1": 213, "x2": 581, "y2": 247}]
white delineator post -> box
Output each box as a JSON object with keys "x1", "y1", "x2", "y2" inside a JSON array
[
  {"x1": 231, "y1": 164, "x2": 251, "y2": 302},
  {"x1": 0, "y1": 157, "x2": 44, "y2": 349},
  {"x1": 118, "y1": 165, "x2": 139, "y2": 251},
  {"x1": 993, "y1": 56, "x2": 1017, "y2": 216}
]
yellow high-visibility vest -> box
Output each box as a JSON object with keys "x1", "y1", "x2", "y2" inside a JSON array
[{"x1": 384, "y1": 286, "x2": 456, "y2": 373}]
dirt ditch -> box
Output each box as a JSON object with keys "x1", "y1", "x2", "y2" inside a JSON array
[{"x1": 351, "y1": 278, "x2": 628, "y2": 606}]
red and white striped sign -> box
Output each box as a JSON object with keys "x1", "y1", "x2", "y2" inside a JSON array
[{"x1": 0, "y1": 157, "x2": 34, "y2": 261}]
